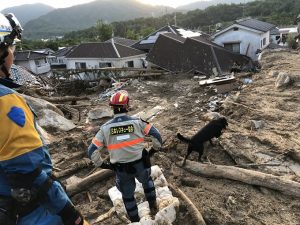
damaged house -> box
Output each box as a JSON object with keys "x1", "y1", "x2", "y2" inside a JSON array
[
  {"x1": 211, "y1": 18, "x2": 276, "y2": 60},
  {"x1": 65, "y1": 41, "x2": 146, "y2": 69},
  {"x1": 132, "y1": 25, "x2": 203, "y2": 52},
  {"x1": 146, "y1": 32, "x2": 251, "y2": 75},
  {"x1": 14, "y1": 50, "x2": 51, "y2": 75},
  {"x1": 48, "y1": 46, "x2": 77, "y2": 69}
]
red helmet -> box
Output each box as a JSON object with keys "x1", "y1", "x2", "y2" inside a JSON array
[{"x1": 109, "y1": 90, "x2": 129, "y2": 108}]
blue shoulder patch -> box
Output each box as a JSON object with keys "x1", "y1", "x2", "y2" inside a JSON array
[{"x1": 7, "y1": 106, "x2": 26, "y2": 127}]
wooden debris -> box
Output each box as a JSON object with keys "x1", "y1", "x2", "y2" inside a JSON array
[
  {"x1": 41, "y1": 96, "x2": 89, "y2": 103},
  {"x1": 56, "y1": 151, "x2": 86, "y2": 167},
  {"x1": 169, "y1": 183, "x2": 206, "y2": 225},
  {"x1": 66, "y1": 169, "x2": 114, "y2": 196},
  {"x1": 54, "y1": 159, "x2": 93, "y2": 178},
  {"x1": 181, "y1": 159, "x2": 300, "y2": 198},
  {"x1": 94, "y1": 207, "x2": 115, "y2": 223},
  {"x1": 87, "y1": 191, "x2": 93, "y2": 203}
]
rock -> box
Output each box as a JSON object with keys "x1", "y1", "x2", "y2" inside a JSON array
[
  {"x1": 38, "y1": 109, "x2": 76, "y2": 132},
  {"x1": 275, "y1": 72, "x2": 292, "y2": 88},
  {"x1": 134, "y1": 106, "x2": 164, "y2": 121},
  {"x1": 268, "y1": 70, "x2": 279, "y2": 77},
  {"x1": 21, "y1": 94, "x2": 64, "y2": 116},
  {"x1": 248, "y1": 120, "x2": 265, "y2": 130},
  {"x1": 202, "y1": 112, "x2": 222, "y2": 121},
  {"x1": 87, "y1": 108, "x2": 113, "y2": 121}
]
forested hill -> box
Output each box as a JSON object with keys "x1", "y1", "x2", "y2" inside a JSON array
[
  {"x1": 177, "y1": 0, "x2": 254, "y2": 11},
  {"x1": 63, "y1": 0, "x2": 300, "y2": 42},
  {"x1": 23, "y1": 0, "x2": 173, "y2": 39},
  {"x1": 1, "y1": 4, "x2": 54, "y2": 25}
]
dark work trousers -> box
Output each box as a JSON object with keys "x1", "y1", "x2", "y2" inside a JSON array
[{"x1": 115, "y1": 160, "x2": 156, "y2": 221}]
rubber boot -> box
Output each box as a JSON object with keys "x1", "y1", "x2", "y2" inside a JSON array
[
  {"x1": 149, "y1": 200, "x2": 158, "y2": 216},
  {"x1": 129, "y1": 214, "x2": 140, "y2": 222}
]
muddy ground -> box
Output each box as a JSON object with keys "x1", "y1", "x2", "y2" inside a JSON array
[{"x1": 45, "y1": 50, "x2": 300, "y2": 225}]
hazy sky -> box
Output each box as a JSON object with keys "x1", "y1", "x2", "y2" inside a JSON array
[{"x1": 0, "y1": 0, "x2": 203, "y2": 11}]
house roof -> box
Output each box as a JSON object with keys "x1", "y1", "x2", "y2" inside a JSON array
[
  {"x1": 105, "y1": 37, "x2": 137, "y2": 47},
  {"x1": 33, "y1": 48, "x2": 55, "y2": 55},
  {"x1": 14, "y1": 51, "x2": 48, "y2": 61},
  {"x1": 65, "y1": 42, "x2": 145, "y2": 59},
  {"x1": 146, "y1": 32, "x2": 250, "y2": 74},
  {"x1": 132, "y1": 25, "x2": 202, "y2": 51},
  {"x1": 53, "y1": 46, "x2": 77, "y2": 57},
  {"x1": 270, "y1": 28, "x2": 280, "y2": 35},
  {"x1": 235, "y1": 18, "x2": 276, "y2": 32}
]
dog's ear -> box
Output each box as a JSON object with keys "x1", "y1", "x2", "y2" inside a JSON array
[{"x1": 220, "y1": 117, "x2": 228, "y2": 128}]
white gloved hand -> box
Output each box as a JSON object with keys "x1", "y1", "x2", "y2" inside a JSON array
[{"x1": 91, "y1": 150, "x2": 103, "y2": 167}]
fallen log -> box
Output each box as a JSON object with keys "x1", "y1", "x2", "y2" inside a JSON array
[
  {"x1": 55, "y1": 151, "x2": 87, "y2": 167},
  {"x1": 66, "y1": 169, "x2": 114, "y2": 196},
  {"x1": 181, "y1": 159, "x2": 300, "y2": 198},
  {"x1": 53, "y1": 159, "x2": 93, "y2": 178},
  {"x1": 41, "y1": 96, "x2": 89, "y2": 103},
  {"x1": 169, "y1": 183, "x2": 206, "y2": 225}
]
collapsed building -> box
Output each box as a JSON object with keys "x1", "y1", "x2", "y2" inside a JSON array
[{"x1": 146, "y1": 33, "x2": 252, "y2": 76}]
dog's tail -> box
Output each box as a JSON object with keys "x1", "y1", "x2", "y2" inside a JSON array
[{"x1": 177, "y1": 133, "x2": 191, "y2": 143}]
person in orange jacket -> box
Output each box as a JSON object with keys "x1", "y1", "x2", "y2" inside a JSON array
[{"x1": 88, "y1": 90, "x2": 162, "y2": 222}]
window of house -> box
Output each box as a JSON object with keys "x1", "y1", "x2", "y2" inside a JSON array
[
  {"x1": 44, "y1": 58, "x2": 47, "y2": 63},
  {"x1": 99, "y1": 62, "x2": 112, "y2": 68},
  {"x1": 75, "y1": 62, "x2": 86, "y2": 69},
  {"x1": 126, "y1": 61, "x2": 134, "y2": 68},
  {"x1": 224, "y1": 43, "x2": 240, "y2": 53},
  {"x1": 233, "y1": 27, "x2": 239, "y2": 31},
  {"x1": 263, "y1": 38, "x2": 266, "y2": 46},
  {"x1": 35, "y1": 60, "x2": 40, "y2": 67}
]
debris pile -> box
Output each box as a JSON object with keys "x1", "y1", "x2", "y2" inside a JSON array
[{"x1": 14, "y1": 49, "x2": 300, "y2": 225}]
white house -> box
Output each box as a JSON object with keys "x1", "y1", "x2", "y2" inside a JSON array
[
  {"x1": 211, "y1": 18, "x2": 276, "y2": 60},
  {"x1": 14, "y1": 51, "x2": 51, "y2": 75},
  {"x1": 65, "y1": 40, "x2": 147, "y2": 70}
]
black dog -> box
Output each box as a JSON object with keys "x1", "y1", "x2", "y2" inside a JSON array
[{"x1": 177, "y1": 117, "x2": 228, "y2": 166}]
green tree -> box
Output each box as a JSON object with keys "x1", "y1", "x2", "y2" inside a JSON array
[{"x1": 95, "y1": 20, "x2": 113, "y2": 41}]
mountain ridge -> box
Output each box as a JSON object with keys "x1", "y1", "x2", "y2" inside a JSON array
[
  {"x1": 23, "y1": 0, "x2": 174, "y2": 39},
  {"x1": 1, "y1": 3, "x2": 54, "y2": 25}
]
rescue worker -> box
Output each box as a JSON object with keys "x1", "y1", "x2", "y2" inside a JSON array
[
  {"x1": 0, "y1": 13, "x2": 88, "y2": 225},
  {"x1": 88, "y1": 90, "x2": 162, "y2": 222}
]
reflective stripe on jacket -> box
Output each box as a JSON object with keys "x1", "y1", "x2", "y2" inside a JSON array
[{"x1": 92, "y1": 113, "x2": 162, "y2": 164}]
